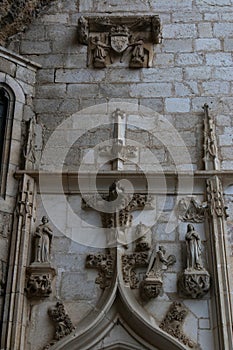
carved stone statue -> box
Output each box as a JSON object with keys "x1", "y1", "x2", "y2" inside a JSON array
[
  {"x1": 128, "y1": 38, "x2": 145, "y2": 68},
  {"x1": 179, "y1": 224, "x2": 210, "y2": 298},
  {"x1": 90, "y1": 36, "x2": 110, "y2": 68},
  {"x1": 34, "y1": 216, "x2": 53, "y2": 263},
  {"x1": 140, "y1": 246, "x2": 176, "y2": 300},
  {"x1": 185, "y1": 224, "x2": 202, "y2": 271},
  {"x1": 146, "y1": 245, "x2": 176, "y2": 279}
]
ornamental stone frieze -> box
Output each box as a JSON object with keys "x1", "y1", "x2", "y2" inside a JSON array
[
  {"x1": 78, "y1": 15, "x2": 161, "y2": 68},
  {"x1": 179, "y1": 224, "x2": 210, "y2": 299}
]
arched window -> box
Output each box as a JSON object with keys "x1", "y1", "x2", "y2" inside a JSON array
[{"x1": 0, "y1": 85, "x2": 14, "y2": 197}]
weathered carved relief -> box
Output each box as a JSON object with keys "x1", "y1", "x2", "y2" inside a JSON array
[
  {"x1": 99, "y1": 109, "x2": 138, "y2": 170},
  {"x1": 179, "y1": 224, "x2": 210, "y2": 299},
  {"x1": 160, "y1": 302, "x2": 196, "y2": 348},
  {"x1": 140, "y1": 246, "x2": 176, "y2": 300},
  {"x1": 122, "y1": 252, "x2": 148, "y2": 288},
  {"x1": 86, "y1": 253, "x2": 114, "y2": 289},
  {"x1": 178, "y1": 197, "x2": 207, "y2": 223},
  {"x1": 135, "y1": 222, "x2": 152, "y2": 252},
  {"x1": 44, "y1": 301, "x2": 75, "y2": 349},
  {"x1": 203, "y1": 103, "x2": 220, "y2": 171},
  {"x1": 25, "y1": 265, "x2": 56, "y2": 298},
  {"x1": 206, "y1": 176, "x2": 228, "y2": 218},
  {"x1": 78, "y1": 15, "x2": 161, "y2": 68},
  {"x1": 23, "y1": 116, "x2": 43, "y2": 170},
  {"x1": 78, "y1": 16, "x2": 89, "y2": 45}
]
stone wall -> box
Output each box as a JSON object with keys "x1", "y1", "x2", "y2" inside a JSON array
[
  {"x1": 5, "y1": 0, "x2": 232, "y2": 172},
  {"x1": 1, "y1": 0, "x2": 233, "y2": 349}
]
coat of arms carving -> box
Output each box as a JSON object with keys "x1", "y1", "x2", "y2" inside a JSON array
[{"x1": 78, "y1": 15, "x2": 161, "y2": 68}]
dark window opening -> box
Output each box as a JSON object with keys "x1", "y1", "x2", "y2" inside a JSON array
[
  {"x1": 0, "y1": 89, "x2": 9, "y2": 166},
  {"x1": 0, "y1": 85, "x2": 14, "y2": 198}
]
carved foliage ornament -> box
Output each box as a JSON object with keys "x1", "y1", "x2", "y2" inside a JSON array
[
  {"x1": 86, "y1": 253, "x2": 114, "y2": 289},
  {"x1": 160, "y1": 302, "x2": 196, "y2": 348},
  {"x1": 78, "y1": 15, "x2": 161, "y2": 68},
  {"x1": 44, "y1": 301, "x2": 75, "y2": 348},
  {"x1": 122, "y1": 252, "x2": 148, "y2": 289}
]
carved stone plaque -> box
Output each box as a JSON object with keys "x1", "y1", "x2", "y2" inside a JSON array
[{"x1": 78, "y1": 15, "x2": 161, "y2": 68}]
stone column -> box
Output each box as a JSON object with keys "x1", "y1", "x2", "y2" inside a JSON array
[{"x1": 206, "y1": 175, "x2": 233, "y2": 350}]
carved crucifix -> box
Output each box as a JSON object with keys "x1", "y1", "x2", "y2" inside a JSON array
[
  {"x1": 83, "y1": 180, "x2": 154, "y2": 289},
  {"x1": 99, "y1": 108, "x2": 138, "y2": 170},
  {"x1": 82, "y1": 179, "x2": 154, "y2": 248}
]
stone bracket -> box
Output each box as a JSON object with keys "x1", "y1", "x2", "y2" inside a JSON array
[
  {"x1": 179, "y1": 269, "x2": 210, "y2": 299},
  {"x1": 25, "y1": 263, "x2": 56, "y2": 298}
]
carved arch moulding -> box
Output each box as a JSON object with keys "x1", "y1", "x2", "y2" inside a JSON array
[{"x1": 78, "y1": 15, "x2": 161, "y2": 68}]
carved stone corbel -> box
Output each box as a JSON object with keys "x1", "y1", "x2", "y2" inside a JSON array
[
  {"x1": 25, "y1": 264, "x2": 56, "y2": 298},
  {"x1": 160, "y1": 302, "x2": 196, "y2": 348}
]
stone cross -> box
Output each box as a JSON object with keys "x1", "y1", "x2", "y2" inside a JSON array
[{"x1": 99, "y1": 108, "x2": 138, "y2": 170}]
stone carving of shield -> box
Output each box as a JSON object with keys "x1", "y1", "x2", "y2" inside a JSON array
[{"x1": 110, "y1": 35, "x2": 129, "y2": 53}]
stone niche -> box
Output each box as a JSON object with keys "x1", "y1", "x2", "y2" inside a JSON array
[{"x1": 78, "y1": 15, "x2": 161, "y2": 68}]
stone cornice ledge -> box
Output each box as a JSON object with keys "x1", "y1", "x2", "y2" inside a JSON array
[{"x1": 0, "y1": 46, "x2": 41, "y2": 70}]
